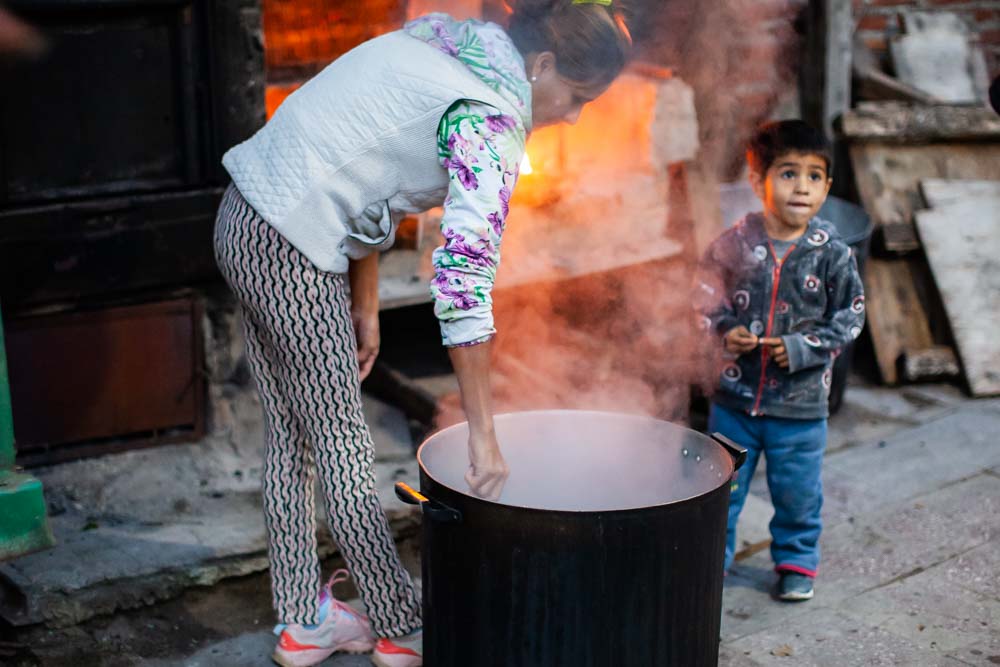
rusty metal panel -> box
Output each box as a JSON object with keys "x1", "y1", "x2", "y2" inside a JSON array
[{"x1": 4, "y1": 297, "x2": 204, "y2": 464}]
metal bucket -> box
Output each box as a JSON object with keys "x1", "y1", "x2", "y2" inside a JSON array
[
  {"x1": 396, "y1": 410, "x2": 746, "y2": 667},
  {"x1": 818, "y1": 196, "x2": 873, "y2": 413}
]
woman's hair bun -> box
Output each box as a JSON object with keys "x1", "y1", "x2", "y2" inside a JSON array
[{"x1": 507, "y1": 0, "x2": 631, "y2": 88}]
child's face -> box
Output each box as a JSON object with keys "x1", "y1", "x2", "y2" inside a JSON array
[{"x1": 750, "y1": 152, "x2": 832, "y2": 236}]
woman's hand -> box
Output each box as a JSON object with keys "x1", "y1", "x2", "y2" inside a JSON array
[
  {"x1": 724, "y1": 326, "x2": 759, "y2": 355},
  {"x1": 465, "y1": 428, "x2": 509, "y2": 501},
  {"x1": 348, "y1": 253, "x2": 380, "y2": 381},
  {"x1": 352, "y1": 309, "x2": 380, "y2": 381},
  {"x1": 447, "y1": 340, "x2": 509, "y2": 500}
]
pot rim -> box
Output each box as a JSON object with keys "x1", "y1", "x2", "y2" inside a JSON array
[{"x1": 415, "y1": 409, "x2": 736, "y2": 513}]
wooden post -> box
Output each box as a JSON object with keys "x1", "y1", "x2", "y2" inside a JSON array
[
  {"x1": 801, "y1": 0, "x2": 853, "y2": 140},
  {"x1": 801, "y1": 0, "x2": 854, "y2": 200}
]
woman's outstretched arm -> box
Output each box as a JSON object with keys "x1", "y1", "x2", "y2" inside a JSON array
[
  {"x1": 432, "y1": 100, "x2": 525, "y2": 499},
  {"x1": 449, "y1": 341, "x2": 508, "y2": 500}
]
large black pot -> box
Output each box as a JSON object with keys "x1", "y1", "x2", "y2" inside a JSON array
[{"x1": 396, "y1": 410, "x2": 747, "y2": 667}]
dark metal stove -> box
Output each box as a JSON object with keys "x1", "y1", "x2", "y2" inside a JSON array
[
  {"x1": 0, "y1": 0, "x2": 263, "y2": 309},
  {"x1": 0, "y1": 0, "x2": 264, "y2": 463}
]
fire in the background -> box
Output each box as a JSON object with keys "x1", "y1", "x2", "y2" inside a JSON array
[{"x1": 262, "y1": 0, "x2": 408, "y2": 117}]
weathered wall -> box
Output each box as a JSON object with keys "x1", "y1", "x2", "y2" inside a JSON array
[
  {"x1": 855, "y1": 0, "x2": 1000, "y2": 75},
  {"x1": 632, "y1": 0, "x2": 999, "y2": 179}
]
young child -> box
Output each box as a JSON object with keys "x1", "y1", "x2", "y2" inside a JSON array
[{"x1": 695, "y1": 120, "x2": 865, "y2": 601}]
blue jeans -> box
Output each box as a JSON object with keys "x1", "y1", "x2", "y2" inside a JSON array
[{"x1": 709, "y1": 402, "x2": 827, "y2": 576}]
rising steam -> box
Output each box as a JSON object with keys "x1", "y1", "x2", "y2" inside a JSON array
[{"x1": 435, "y1": 0, "x2": 806, "y2": 429}]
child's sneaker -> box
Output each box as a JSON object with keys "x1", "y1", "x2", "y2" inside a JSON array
[
  {"x1": 371, "y1": 629, "x2": 422, "y2": 667},
  {"x1": 776, "y1": 572, "x2": 814, "y2": 601},
  {"x1": 272, "y1": 570, "x2": 375, "y2": 667}
]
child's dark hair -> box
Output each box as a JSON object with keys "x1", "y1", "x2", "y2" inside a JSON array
[
  {"x1": 506, "y1": 0, "x2": 632, "y2": 89},
  {"x1": 746, "y1": 120, "x2": 832, "y2": 176}
]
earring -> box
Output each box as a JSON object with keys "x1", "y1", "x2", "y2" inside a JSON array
[{"x1": 531, "y1": 76, "x2": 537, "y2": 82}]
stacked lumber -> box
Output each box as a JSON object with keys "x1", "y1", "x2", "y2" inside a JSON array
[{"x1": 842, "y1": 104, "x2": 1000, "y2": 394}]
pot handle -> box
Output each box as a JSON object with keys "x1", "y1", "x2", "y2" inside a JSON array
[
  {"x1": 395, "y1": 482, "x2": 463, "y2": 524},
  {"x1": 711, "y1": 433, "x2": 748, "y2": 471}
]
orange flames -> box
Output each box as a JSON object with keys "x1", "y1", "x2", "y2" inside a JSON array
[{"x1": 519, "y1": 152, "x2": 533, "y2": 176}]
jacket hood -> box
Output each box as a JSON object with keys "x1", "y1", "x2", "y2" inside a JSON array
[{"x1": 404, "y1": 13, "x2": 532, "y2": 131}]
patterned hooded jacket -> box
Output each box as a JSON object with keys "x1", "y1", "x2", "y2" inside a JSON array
[{"x1": 695, "y1": 213, "x2": 866, "y2": 419}]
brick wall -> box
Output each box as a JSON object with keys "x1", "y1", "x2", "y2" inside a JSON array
[{"x1": 854, "y1": 0, "x2": 1000, "y2": 75}]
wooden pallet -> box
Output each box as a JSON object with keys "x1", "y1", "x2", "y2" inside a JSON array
[
  {"x1": 913, "y1": 183, "x2": 1000, "y2": 395},
  {"x1": 843, "y1": 103, "x2": 1000, "y2": 385}
]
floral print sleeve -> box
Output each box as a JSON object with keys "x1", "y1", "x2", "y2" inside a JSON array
[{"x1": 432, "y1": 100, "x2": 525, "y2": 347}]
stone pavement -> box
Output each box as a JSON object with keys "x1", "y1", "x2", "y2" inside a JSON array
[
  {"x1": 152, "y1": 382, "x2": 1000, "y2": 667},
  {"x1": 3, "y1": 381, "x2": 999, "y2": 666},
  {"x1": 719, "y1": 383, "x2": 1000, "y2": 667},
  {"x1": 0, "y1": 393, "x2": 423, "y2": 629}
]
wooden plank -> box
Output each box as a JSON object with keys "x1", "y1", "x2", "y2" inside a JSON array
[
  {"x1": 848, "y1": 143, "x2": 1000, "y2": 253},
  {"x1": 920, "y1": 179, "x2": 1000, "y2": 208},
  {"x1": 864, "y1": 257, "x2": 936, "y2": 385},
  {"x1": 842, "y1": 103, "x2": 1000, "y2": 143},
  {"x1": 914, "y1": 201, "x2": 1000, "y2": 395},
  {"x1": 853, "y1": 65, "x2": 942, "y2": 105},
  {"x1": 378, "y1": 223, "x2": 683, "y2": 311},
  {"x1": 378, "y1": 235, "x2": 684, "y2": 311},
  {"x1": 825, "y1": 0, "x2": 853, "y2": 137},
  {"x1": 900, "y1": 345, "x2": 961, "y2": 382},
  {"x1": 363, "y1": 361, "x2": 438, "y2": 427}
]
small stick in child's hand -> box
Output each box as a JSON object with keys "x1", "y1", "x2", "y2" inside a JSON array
[
  {"x1": 725, "y1": 326, "x2": 760, "y2": 354},
  {"x1": 759, "y1": 337, "x2": 790, "y2": 368}
]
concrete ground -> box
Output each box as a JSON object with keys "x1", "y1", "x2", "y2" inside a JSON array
[
  {"x1": 2, "y1": 379, "x2": 998, "y2": 666},
  {"x1": 719, "y1": 382, "x2": 1000, "y2": 667},
  {"x1": 0, "y1": 391, "x2": 422, "y2": 630}
]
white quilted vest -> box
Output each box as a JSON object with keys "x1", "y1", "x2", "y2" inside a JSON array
[{"x1": 223, "y1": 30, "x2": 529, "y2": 273}]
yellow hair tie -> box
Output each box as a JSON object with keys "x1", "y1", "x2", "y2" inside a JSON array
[{"x1": 572, "y1": 0, "x2": 612, "y2": 5}]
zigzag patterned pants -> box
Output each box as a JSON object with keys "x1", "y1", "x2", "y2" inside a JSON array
[{"x1": 213, "y1": 184, "x2": 422, "y2": 637}]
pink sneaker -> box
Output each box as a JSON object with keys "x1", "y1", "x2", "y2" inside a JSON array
[
  {"x1": 271, "y1": 570, "x2": 375, "y2": 667},
  {"x1": 371, "y1": 630, "x2": 422, "y2": 667}
]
